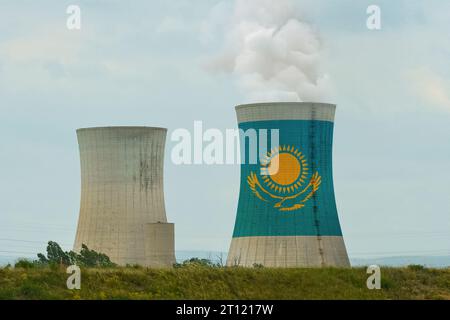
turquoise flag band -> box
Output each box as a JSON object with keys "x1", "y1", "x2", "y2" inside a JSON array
[{"x1": 232, "y1": 119, "x2": 342, "y2": 237}]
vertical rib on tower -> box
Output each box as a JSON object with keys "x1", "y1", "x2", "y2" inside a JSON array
[
  {"x1": 226, "y1": 103, "x2": 350, "y2": 267},
  {"x1": 74, "y1": 126, "x2": 175, "y2": 267}
]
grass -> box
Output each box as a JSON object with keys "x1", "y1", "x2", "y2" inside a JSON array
[{"x1": 0, "y1": 265, "x2": 449, "y2": 300}]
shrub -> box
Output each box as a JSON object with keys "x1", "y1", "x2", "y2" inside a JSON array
[
  {"x1": 77, "y1": 244, "x2": 116, "y2": 268},
  {"x1": 174, "y1": 258, "x2": 218, "y2": 268},
  {"x1": 407, "y1": 264, "x2": 426, "y2": 271},
  {"x1": 35, "y1": 241, "x2": 116, "y2": 268},
  {"x1": 14, "y1": 259, "x2": 36, "y2": 269}
]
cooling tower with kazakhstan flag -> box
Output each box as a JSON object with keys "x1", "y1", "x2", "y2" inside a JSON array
[{"x1": 226, "y1": 102, "x2": 350, "y2": 267}]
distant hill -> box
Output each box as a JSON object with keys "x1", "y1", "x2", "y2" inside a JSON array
[
  {"x1": 176, "y1": 251, "x2": 450, "y2": 268},
  {"x1": 351, "y1": 256, "x2": 450, "y2": 268},
  {"x1": 2, "y1": 251, "x2": 449, "y2": 268}
]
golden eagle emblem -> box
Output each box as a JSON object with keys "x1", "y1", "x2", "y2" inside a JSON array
[{"x1": 247, "y1": 145, "x2": 321, "y2": 212}]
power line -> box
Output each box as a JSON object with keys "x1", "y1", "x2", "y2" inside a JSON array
[
  {"x1": 0, "y1": 238, "x2": 72, "y2": 246},
  {"x1": 0, "y1": 250, "x2": 38, "y2": 255}
]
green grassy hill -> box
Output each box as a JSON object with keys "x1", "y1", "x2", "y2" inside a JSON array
[{"x1": 0, "y1": 266, "x2": 449, "y2": 300}]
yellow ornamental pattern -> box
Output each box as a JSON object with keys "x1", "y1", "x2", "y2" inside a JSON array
[{"x1": 247, "y1": 145, "x2": 321, "y2": 212}]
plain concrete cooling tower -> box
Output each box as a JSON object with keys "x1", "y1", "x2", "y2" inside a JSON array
[
  {"x1": 227, "y1": 102, "x2": 350, "y2": 268},
  {"x1": 74, "y1": 126, "x2": 175, "y2": 267}
]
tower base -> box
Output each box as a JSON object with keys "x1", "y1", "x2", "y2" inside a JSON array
[{"x1": 226, "y1": 236, "x2": 350, "y2": 268}]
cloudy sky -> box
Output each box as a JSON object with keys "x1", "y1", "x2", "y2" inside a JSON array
[{"x1": 0, "y1": 0, "x2": 449, "y2": 262}]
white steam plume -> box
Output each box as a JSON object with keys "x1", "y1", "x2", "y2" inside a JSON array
[{"x1": 208, "y1": 0, "x2": 331, "y2": 103}]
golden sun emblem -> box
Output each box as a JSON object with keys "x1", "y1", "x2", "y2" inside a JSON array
[{"x1": 247, "y1": 145, "x2": 321, "y2": 212}]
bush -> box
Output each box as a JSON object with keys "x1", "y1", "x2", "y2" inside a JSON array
[
  {"x1": 36, "y1": 241, "x2": 116, "y2": 268},
  {"x1": 407, "y1": 264, "x2": 426, "y2": 271},
  {"x1": 14, "y1": 259, "x2": 36, "y2": 269},
  {"x1": 174, "y1": 258, "x2": 218, "y2": 268},
  {"x1": 77, "y1": 244, "x2": 116, "y2": 268}
]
